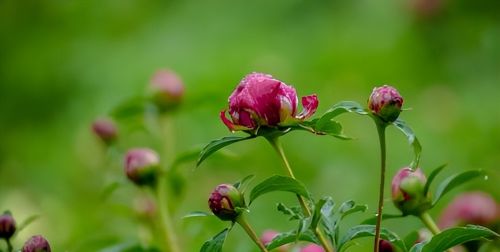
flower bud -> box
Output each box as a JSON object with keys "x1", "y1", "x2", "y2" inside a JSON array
[
  {"x1": 22, "y1": 235, "x2": 51, "y2": 252},
  {"x1": 150, "y1": 69, "x2": 184, "y2": 111},
  {"x1": 220, "y1": 72, "x2": 318, "y2": 132},
  {"x1": 260, "y1": 230, "x2": 288, "y2": 252},
  {"x1": 368, "y1": 85, "x2": 403, "y2": 123},
  {"x1": 0, "y1": 212, "x2": 16, "y2": 240},
  {"x1": 124, "y1": 148, "x2": 160, "y2": 187},
  {"x1": 91, "y1": 118, "x2": 117, "y2": 144},
  {"x1": 391, "y1": 167, "x2": 431, "y2": 216},
  {"x1": 208, "y1": 184, "x2": 245, "y2": 221},
  {"x1": 379, "y1": 239, "x2": 395, "y2": 252},
  {"x1": 438, "y1": 191, "x2": 499, "y2": 229},
  {"x1": 300, "y1": 244, "x2": 325, "y2": 252}
]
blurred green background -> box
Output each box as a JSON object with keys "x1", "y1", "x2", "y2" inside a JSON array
[{"x1": 1, "y1": 0, "x2": 499, "y2": 251}]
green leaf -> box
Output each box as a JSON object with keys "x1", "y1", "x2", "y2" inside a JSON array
[
  {"x1": 170, "y1": 148, "x2": 203, "y2": 169},
  {"x1": 361, "y1": 213, "x2": 403, "y2": 225},
  {"x1": 14, "y1": 214, "x2": 40, "y2": 235},
  {"x1": 266, "y1": 230, "x2": 319, "y2": 250},
  {"x1": 277, "y1": 203, "x2": 302, "y2": 220},
  {"x1": 197, "y1": 135, "x2": 255, "y2": 167},
  {"x1": 403, "y1": 230, "x2": 420, "y2": 249},
  {"x1": 338, "y1": 225, "x2": 407, "y2": 252},
  {"x1": 423, "y1": 164, "x2": 447, "y2": 196},
  {"x1": 338, "y1": 200, "x2": 368, "y2": 220},
  {"x1": 200, "y1": 228, "x2": 230, "y2": 252},
  {"x1": 311, "y1": 197, "x2": 329, "y2": 230},
  {"x1": 318, "y1": 101, "x2": 368, "y2": 125},
  {"x1": 432, "y1": 170, "x2": 485, "y2": 206},
  {"x1": 249, "y1": 175, "x2": 311, "y2": 204},
  {"x1": 393, "y1": 119, "x2": 422, "y2": 169},
  {"x1": 233, "y1": 174, "x2": 255, "y2": 192},
  {"x1": 411, "y1": 225, "x2": 500, "y2": 252},
  {"x1": 182, "y1": 211, "x2": 212, "y2": 219}
]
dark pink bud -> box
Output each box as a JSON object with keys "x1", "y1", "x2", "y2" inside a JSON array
[
  {"x1": 208, "y1": 184, "x2": 245, "y2": 221},
  {"x1": 0, "y1": 212, "x2": 16, "y2": 239},
  {"x1": 300, "y1": 244, "x2": 325, "y2": 252},
  {"x1": 220, "y1": 72, "x2": 319, "y2": 132},
  {"x1": 368, "y1": 85, "x2": 403, "y2": 123},
  {"x1": 124, "y1": 148, "x2": 160, "y2": 186},
  {"x1": 150, "y1": 69, "x2": 184, "y2": 111},
  {"x1": 391, "y1": 167, "x2": 430, "y2": 215},
  {"x1": 438, "y1": 191, "x2": 499, "y2": 229},
  {"x1": 91, "y1": 118, "x2": 117, "y2": 144},
  {"x1": 379, "y1": 239, "x2": 394, "y2": 252},
  {"x1": 22, "y1": 235, "x2": 51, "y2": 252}
]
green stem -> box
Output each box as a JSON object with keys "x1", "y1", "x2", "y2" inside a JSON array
[
  {"x1": 155, "y1": 180, "x2": 181, "y2": 252},
  {"x1": 267, "y1": 137, "x2": 334, "y2": 252},
  {"x1": 374, "y1": 123, "x2": 387, "y2": 252},
  {"x1": 6, "y1": 239, "x2": 13, "y2": 252},
  {"x1": 236, "y1": 214, "x2": 269, "y2": 252},
  {"x1": 419, "y1": 212, "x2": 454, "y2": 252}
]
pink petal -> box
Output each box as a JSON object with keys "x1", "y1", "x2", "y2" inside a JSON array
[
  {"x1": 220, "y1": 110, "x2": 236, "y2": 132},
  {"x1": 297, "y1": 94, "x2": 319, "y2": 120}
]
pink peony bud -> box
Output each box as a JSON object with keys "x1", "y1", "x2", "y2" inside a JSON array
[
  {"x1": 391, "y1": 167, "x2": 431, "y2": 216},
  {"x1": 220, "y1": 72, "x2": 319, "y2": 132},
  {"x1": 124, "y1": 148, "x2": 160, "y2": 187},
  {"x1": 300, "y1": 244, "x2": 325, "y2": 252},
  {"x1": 368, "y1": 85, "x2": 403, "y2": 123},
  {"x1": 91, "y1": 118, "x2": 117, "y2": 144},
  {"x1": 22, "y1": 235, "x2": 51, "y2": 252},
  {"x1": 438, "y1": 191, "x2": 499, "y2": 229},
  {"x1": 379, "y1": 239, "x2": 394, "y2": 252},
  {"x1": 150, "y1": 69, "x2": 184, "y2": 111},
  {"x1": 0, "y1": 212, "x2": 16, "y2": 240},
  {"x1": 208, "y1": 184, "x2": 245, "y2": 221}
]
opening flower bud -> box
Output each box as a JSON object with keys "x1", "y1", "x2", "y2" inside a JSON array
[
  {"x1": 368, "y1": 85, "x2": 403, "y2": 123},
  {"x1": 220, "y1": 72, "x2": 318, "y2": 132},
  {"x1": 22, "y1": 235, "x2": 51, "y2": 252},
  {"x1": 0, "y1": 212, "x2": 16, "y2": 240},
  {"x1": 391, "y1": 167, "x2": 431, "y2": 216},
  {"x1": 91, "y1": 118, "x2": 117, "y2": 144},
  {"x1": 208, "y1": 184, "x2": 245, "y2": 221},
  {"x1": 150, "y1": 69, "x2": 184, "y2": 111},
  {"x1": 438, "y1": 191, "x2": 499, "y2": 229},
  {"x1": 124, "y1": 148, "x2": 160, "y2": 187}
]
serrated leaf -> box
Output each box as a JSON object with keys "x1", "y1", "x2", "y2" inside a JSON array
[
  {"x1": 266, "y1": 230, "x2": 319, "y2": 250},
  {"x1": 249, "y1": 175, "x2": 311, "y2": 204},
  {"x1": 277, "y1": 203, "x2": 302, "y2": 220},
  {"x1": 432, "y1": 170, "x2": 485, "y2": 206},
  {"x1": 200, "y1": 228, "x2": 230, "y2": 252},
  {"x1": 411, "y1": 225, "x2": 499, "y2": 252},
  {"x1": 423, "y1": 164, "x2": 447, "y2": 196},
  {"x1": 233, "y1": 174, "x2": 255, "y2": 192},
  {"x1": 182, "y1": 211, "x2": 212, "y2": 219},
  {"x1": 338, "y1": 225, "x2": 406, "y2": 252},
  {"x1": 197, "y1": 135, "x2": 255, "y2": 167},
  {"x1": 361, "y1": 213, "x2": 403, "y2": 225}
]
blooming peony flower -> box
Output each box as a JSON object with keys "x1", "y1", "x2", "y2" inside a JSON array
[
  {"x1": 368, "y1": 85, "x2": 403, "y2": 123},
  {"x1": 221, "y1": 72, "x2": 318, "y2": 132}
]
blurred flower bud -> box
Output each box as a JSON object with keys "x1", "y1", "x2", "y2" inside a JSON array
[
  {"x1": 300, "y1": 244, "x2": 325, "y2": 252},
  {"x1": 150, "y1": 69, "x2": 184, "y2": 111},
  {"x1": 208, "y1": 184, "x2": 245, "y2": 221},
  {"x1": 260, "y1": 230, "x2": 288, "y2": 252},
  {"x1": 124, "y1": 148, "x2": 160, "y2": 187},
  {"x1": 368, "y1": 85, "x2": 403, "y2": 123},
  {"x1": 391, "y1": 167, "x2": 431, "y2": 216},
  {"x1": 220, "y1": 72, "x2": 318, "y2": 132},
  {"x1": 134, "y1": 196, "x2": 157, "y2": 219},
  {"x1": 91, "y1": 118, "x2": 117, "y2": 144},
  {"x1": 379, "y1": 239, "x2": 394, "y2": 252},
  {"x1": 0, "y1": 212, "x2": 16, "y2": 240},
  {"x1": 22, "y1": 235, "x2": 51, "y2": 252},
  {"x1": 438, "y1": 191, "x2": 499, "y2": 229}
]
